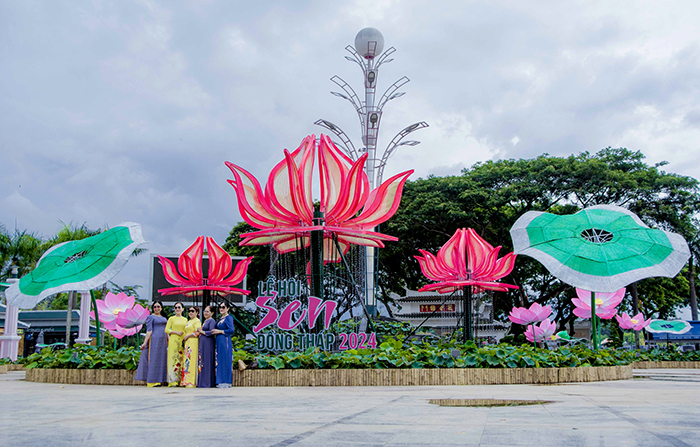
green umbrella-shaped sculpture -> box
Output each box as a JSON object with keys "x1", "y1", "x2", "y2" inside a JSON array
[
  {"x1": 510, "y1": 205, "x2": 689, "y2": 293},
  {"x1": 5, "y1": 222, "x2": 146, "y2": 309},
  {"x1": 645, "y1": 319, "x2": 691, "y2": 335}
]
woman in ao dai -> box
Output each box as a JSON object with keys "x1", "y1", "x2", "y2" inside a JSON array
[
  {"x1": 134, "y1": 301, "x2": 168, "y2": 387},
  {"x1": 165, "y1": 302, "x2": 187, "y2": 386},
  {"x1": 181, "y1": 306, "x2": 201, "y2": 388},
  {"x1": 211, "y1": 302, "x2": 235, "y2": 388},
  {"x1": 197, "y1": 305, "x2": 216, "y2": 388}
]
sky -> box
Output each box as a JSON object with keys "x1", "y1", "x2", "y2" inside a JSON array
[{"x1": 2, "y1": 0, "x2": 700, "y2": 306}]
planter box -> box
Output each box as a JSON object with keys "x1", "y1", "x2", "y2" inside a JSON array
[
  {"x1": 25, "y1": 368, "x2": 142, "y2": 386},
  {"x1": 0, "y1": 364, "x2": 25, "y2": 374},
  {"x1": 632, "y1": 361, "x2": 700, "y2": 369},
  {"x1": 24, "y1": 365, "x2": 633, "y2": 387},
  {"x1": 231, "y1": 365, "x2": 632, "y2": 387}
]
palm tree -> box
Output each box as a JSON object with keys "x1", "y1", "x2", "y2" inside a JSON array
[{"x1": 0, "y1": 225, "x2": 45, "y2": 280}]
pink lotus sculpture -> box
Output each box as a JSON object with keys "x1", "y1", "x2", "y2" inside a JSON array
[
  {"x1": 90, "y1": 292, "x2": 149, "y2": 339},
  {"x1": 226, "y1": 134, "x2": 413, "y2": 262},
  {"x1": 524, "y1": 318, "x2": 557, "y2": 343},
  {"x1": 615, "y1": 312, "x2": 651, "y2": 331},
  {"x1": 415, "y1": 228, "x2": 518, "y2": 294},
  {"x1": 509, "y1": 302, "x2": 552, "y2": 325},
  {"x1": 572, "y1": 287, "x2": 625, "y2": 319},
  {"x1": 157, "y1": 236, "x2": 252, "y2": 296}
]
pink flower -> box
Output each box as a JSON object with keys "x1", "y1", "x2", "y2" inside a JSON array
[
  {"x1": 89, "y1": 292, "x2": 148, "y2": 339},
  {"x1": 415, "y1": 228, "x2": 518, "y2": 294},
  {"x1": 509, "y1": 303, "x2": 552, "y2": 325},
  {"x1": 157, "y1": 236, "x2": 252, "y2": 296},
  {"x1": 226, "y1": 134, "x2": 413, "y2": 263},
  {"x1": 572, "y1": 288, "x2": 624, "y2": 320},
  {"x1": 615, "y1": 312, "x2": 651, "y2": 331},
  {"x1": 524, "y1": 318, "x2": 557, "y2": 343},
  {"x1": 115, "y1": 304, "x2": 149, "y2": 329}
]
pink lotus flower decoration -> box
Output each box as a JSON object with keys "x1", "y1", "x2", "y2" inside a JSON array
[
  {"x1": 90, "y1": 292, "x2": 149, "y2": 339},
  {"x1": 572, "y1": 287, "x2": 625, "y2": 320},
  {"x1": 509, "y1": 302, "x2": 552, "y2": 325},
  {"x1": 226, "y1": 134, "x2": 413, "y2": 262},
  {"x1": 415, "y1": 228, "x2": 518, "y2": 294},
  {"x1": 615, "y1": 312, "x2": 651, "y2": 331},
  {"x1": 157, "y1": 236, "x2": 252, "y2": 296},
  {"x1": 524, "y1": 318, "x2": 557, "y2": 343}
]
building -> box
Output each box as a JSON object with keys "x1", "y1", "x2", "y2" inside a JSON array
[{"x1": 390, "y1": 288, "x2": 510, "y2": 343}]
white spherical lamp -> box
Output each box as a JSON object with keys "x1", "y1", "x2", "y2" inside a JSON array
[{"x1": 354, "y1": 27, "x2": 384, "y2": 59}]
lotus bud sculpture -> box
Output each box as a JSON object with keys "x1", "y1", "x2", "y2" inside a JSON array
[
  {"x1": 415, "y1": 228, "x2": 518, "y2": 294},
  {"x1": 157, "y1": 236, "x2": 252, "y2": 296},
  {"x1": 226, "y1": 134, "x2": 413, "y2": 263}
]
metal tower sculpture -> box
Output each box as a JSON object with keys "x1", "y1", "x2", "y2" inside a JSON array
[{"x1": 315, "y1": 27, "x2": 428, "y2": 315}]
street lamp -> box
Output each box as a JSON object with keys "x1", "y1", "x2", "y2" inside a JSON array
[{"x1": 315, "y1": 27, "x2": 428, "y2": 316}]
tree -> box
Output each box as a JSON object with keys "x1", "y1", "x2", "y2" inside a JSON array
[
  {"x1": 378, "y1": 148, "x2": 700, "y2": 333},
  {"x1": 0, "y1": 226, "x2": 45, "y2": 280}
]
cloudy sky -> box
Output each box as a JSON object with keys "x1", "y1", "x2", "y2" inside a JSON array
[{"x1": 2, "y1": 0, "x2": 700, "y2": 297}]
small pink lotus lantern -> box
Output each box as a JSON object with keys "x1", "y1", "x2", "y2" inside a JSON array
[
  {"x1": 415, "y1": 228, "x2": 518, "y2": 294},
  {"x1": 524, "y1": 318, "x2": 557, "y2": 343},
  {"x1": 157, "y1": 236, "x2": 252, "y2": 296},
  {"x1": 509, "y1": 302, "x2": 552, "y2": 326},
  {"x1": 90, "y1": 292, "x2": 149, "y2": 339},
  {"x1": 615, "y1": 312, "x2": 651, "y2": 331},
  {"x1": 226, "y1": 134, "x2": 412, "y2": 263},
  {"x1": 572, "y1": 288, "x2": 624, "y2": 320}
]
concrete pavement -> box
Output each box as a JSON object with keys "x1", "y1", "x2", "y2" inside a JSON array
[{"x1": 0, "y1": 370, "x2": 698, "y2": 447}]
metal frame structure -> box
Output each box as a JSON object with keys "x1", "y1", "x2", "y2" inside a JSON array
[{"x1": 316, "y1": 28, "x2": 428, "y2": 315}]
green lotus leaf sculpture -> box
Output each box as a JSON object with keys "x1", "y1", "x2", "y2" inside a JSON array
[
  {"x1": 5, "y1": 222, "x2": 146, "y2": 309},
  {"x1": 645, "y1": 319, "x2": 691, "y2": 335},
  {"x1": 510, "y1": 205, "x2": 690, "y2": 292}
]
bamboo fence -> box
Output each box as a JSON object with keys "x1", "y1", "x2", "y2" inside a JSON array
[
  {"x1": 0, "y1": 364, "x2": 25, "y2": 374},
  {"x1": 24, "y1": 365, "x2": 633, "y2": 386},
  {"x1": 632, "y1": 361, "x2": 700, "y2": 369}
]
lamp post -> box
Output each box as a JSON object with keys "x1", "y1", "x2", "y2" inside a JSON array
[{"x1": 316, "y1": 28, "x2": 428, "y2": 316}]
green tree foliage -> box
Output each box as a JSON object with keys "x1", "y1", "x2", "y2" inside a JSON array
[{"x1": 379, "y1": 148, "x2": 700, "y2": 332}]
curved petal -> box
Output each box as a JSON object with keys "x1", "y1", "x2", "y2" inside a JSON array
[
  {"x1": 319, "y1": 134, "x2": 353, "y2": 214},
  {"x1": 437, "y1": 229, "x2": 467, "y2": 279},
  {"x1": 226, "y1": 162, "x2": 291, "y2": 227},
  {"x1": 348, "y1": 170, "x2": 413, "y2": 228},
  {"x1": 206, "y1": 237, "x2": 232, "y2": 284},
  {"x1": 328, "y1": 154, "x2": 370, "y2": 224},
  {"x1": 466, "y1": 228, "x2": 495, "y2": 275},
  {"x1": 218, "y1": 256, "x2": 253, "y2": 286},
  {"x1": 265, "y1": 137, "x2": 314, "y2": 224},
  {"x1": 178, "y1": 236, "x2": 204, "y2": 283},
  {"x1": 157, "y1": 255, "x2": 192, "y2": 287}
]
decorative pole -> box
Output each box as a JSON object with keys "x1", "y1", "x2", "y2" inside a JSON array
[
  {"x1": 463, "y1": 285, "x2": 473, "y2": 343},
  {"x1": 310, "y1": 210, "x2": 325, "y2": 301},
  {"x1": 316, "y1": 27, "x2": 428, "y2": 316},
  {"x1": 590, "y1": 291, "x2": 598, "y2": 350}
]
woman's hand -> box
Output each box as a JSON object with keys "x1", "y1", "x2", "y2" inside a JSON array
[
  {"x1": 211, "y1": 329, "x2": 222, "y2": 335},
  {"x1": 174, "y1": 331, "x2": 183, "y2": 336},
  {"x1": 140, "y1": 343, "x2": 147, "y2": 350}
]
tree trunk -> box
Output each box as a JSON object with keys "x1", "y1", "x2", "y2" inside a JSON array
[
  {"x1": 690, "y1": 254, "x2": 698, "y2": 321},
  {"x1": 630, "y1": 282, "x2": 640, "y2": 349}
]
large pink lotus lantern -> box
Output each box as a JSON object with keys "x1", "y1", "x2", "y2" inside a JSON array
[
  {"x1": 226, "y1": 134, "x2": 413, "y2": 262},
  {"x1": 615, "y1": 312, "x2": 651, "y2": 331},
  {"x1": 90, "y1": 292, "x2": 149, "y2": 339},
  {"x1": 415, "y1": 228, "x2": 518, "y2": 294},
  {"x1": 157, "y1": 236, "x2": 252, "y2": 296},
  {"x1": 572, "y1": 287, "x2": 624, "y2": 320}
]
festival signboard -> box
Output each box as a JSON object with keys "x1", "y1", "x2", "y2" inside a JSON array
[{"x1": 253, "y1": 276, "x2": 377, "y2": 352}]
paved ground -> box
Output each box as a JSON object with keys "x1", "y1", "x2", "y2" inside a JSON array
[{"x1": 1, "y1": 370, "x2": 699, "y2": 447}]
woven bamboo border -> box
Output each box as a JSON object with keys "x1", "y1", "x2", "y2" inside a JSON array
[
  {"x1": 0, "y1": 364, "x2": 25, "y2": 374},
  {"x1": 25, "y1": 365, "x2": 632, "y2": 386},
  {"x1": 632, "y1": 361, "x2": 700, "y2": 369}
]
